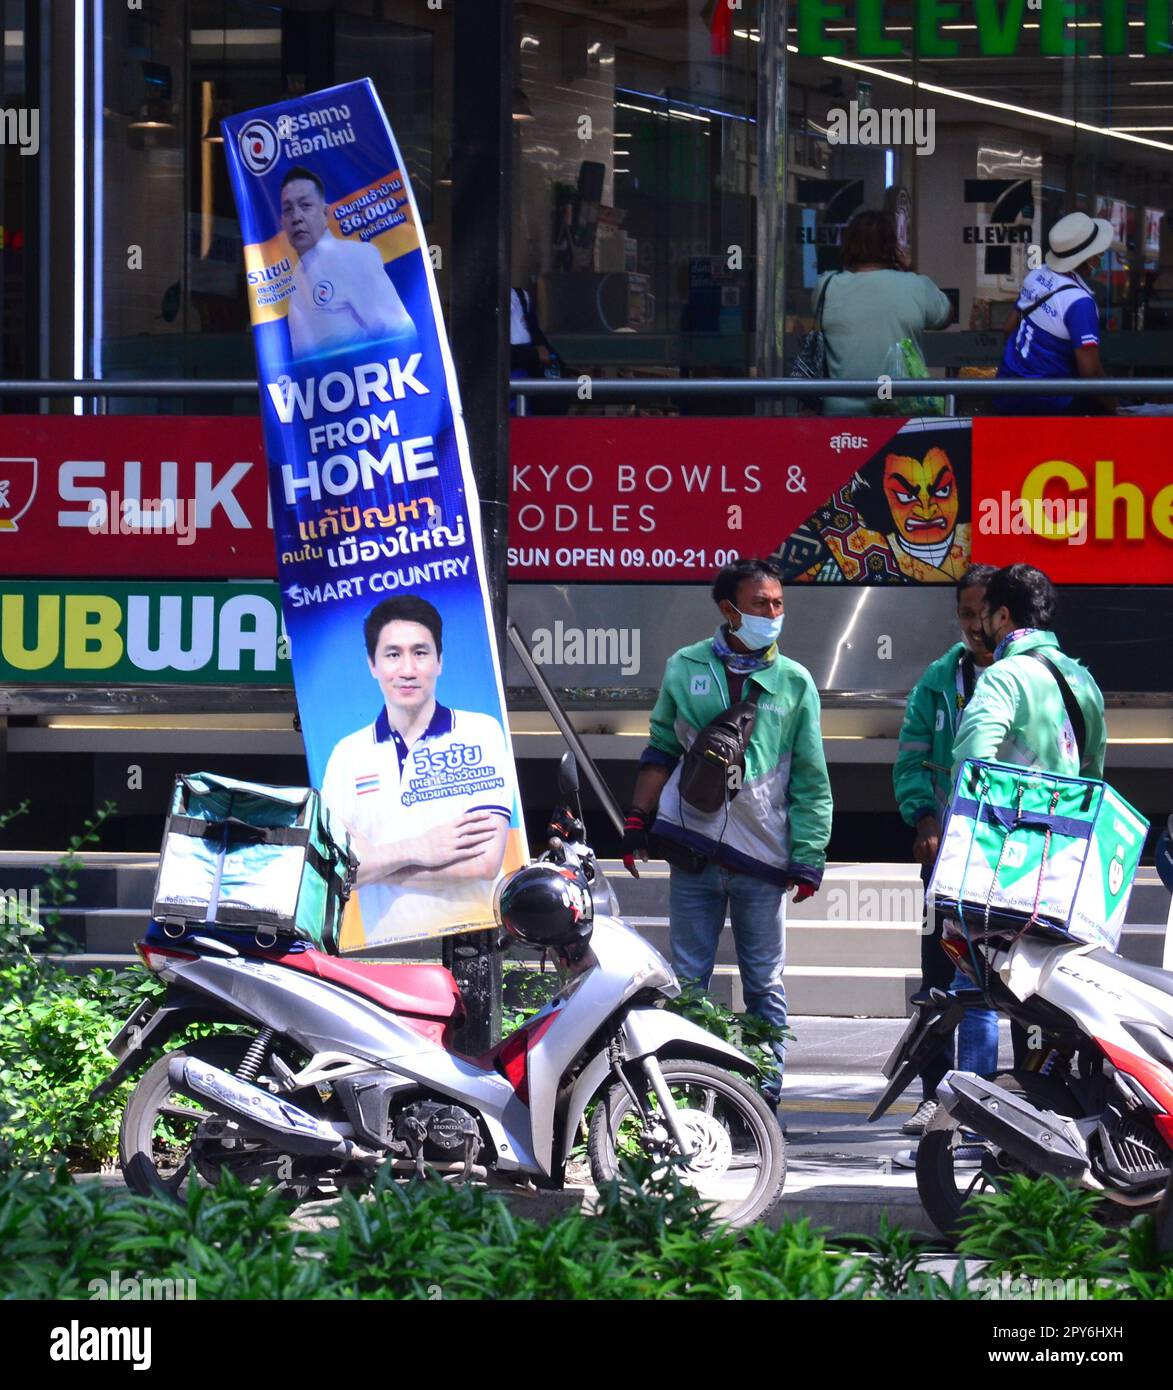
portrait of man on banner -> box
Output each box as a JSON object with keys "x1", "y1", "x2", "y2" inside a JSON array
[
  {"x1": 322, "y1": 595, "x2": 517, "y2": 950},
  {"x1": 279, "y1": 165, "x2": 415, "y2": 360}
]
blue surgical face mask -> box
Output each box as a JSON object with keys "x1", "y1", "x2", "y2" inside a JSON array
[{"x1": 731, "y1": 607, "x2": 783, "y2": 650}]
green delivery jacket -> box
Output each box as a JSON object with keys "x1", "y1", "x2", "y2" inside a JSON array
[
  {"x1": 950, "y1": 630, "x2": 1106, "y2": 782},
  {"x1": 893, "y1": 642, "x2": 979, "y2": 830},
  {"x1": 639, "y1": 639, "x2": 833, "y2": 888}
]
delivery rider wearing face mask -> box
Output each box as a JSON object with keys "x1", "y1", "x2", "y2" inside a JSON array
[
  {"x1": 948, "y1": 563, "x2": 1106, "y2": 1078},
  {"x1": 621, "y1": 558, "x2": 833, "y2": 1111},
  {"x1": 951, "y1": 563, "x2": 1106, "y2": 784}
]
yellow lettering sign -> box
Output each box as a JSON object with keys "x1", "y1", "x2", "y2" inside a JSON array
[
  {"x1": 0, "y1": 594, "x2": 60, "y2": 670},
  {"x1": 63, "y1": 595, "x2": 124, "y2": 669},
  {"x1": 1018, "y1": 459, "x2": 1086, "y2": 541}
]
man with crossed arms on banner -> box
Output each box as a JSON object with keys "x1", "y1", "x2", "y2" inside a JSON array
[
  {"x1": 322, "y1": 595, "x2": 516, "y2": 944},
  {"x1": 280, "y1": 165, "x2": 414, "y2": 360}
]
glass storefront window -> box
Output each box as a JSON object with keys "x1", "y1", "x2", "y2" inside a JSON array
[
  {"x1": 1, "y1": 0, "x2": 35, "y2": 394},
  {"x1": 513, "y1": 0, "x2": 760, "y2": 391},
  {"x1": 92, "y1": 0, "x2": 452, "y2": 412},
  {"x1": 783, "y1": 1, "x2": 1173, "y2": 407},
  {"x1": 1, "y1": 1, "x2": 1172, "y2": 417}
]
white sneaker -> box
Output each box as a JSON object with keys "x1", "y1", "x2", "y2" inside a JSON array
[{"x1": 901, "y1": 1098, "x2": 938, "y2": 1136}]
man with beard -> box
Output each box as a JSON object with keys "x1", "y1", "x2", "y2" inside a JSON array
[
  {"x1": 787, "y1": 444, "x2": 970, "y2": 585},
  {"x1": 952, "y1": 564, "x2": 1105, "y2": 781}
]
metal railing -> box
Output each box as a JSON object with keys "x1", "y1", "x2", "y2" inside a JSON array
[
  {"x1": 513, "y1": 376, "x2": 1170, "y2": 406},
  {"x1": 0, "y1": 377, "x2": 1167, "y2": 405}
]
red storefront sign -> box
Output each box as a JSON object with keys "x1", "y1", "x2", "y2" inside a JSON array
[
  {"x1": 507, "y1": 417, "x2": 913, "y2": 581},
  {"x1": 971, "y1": 418, "x2": 1173, "y2": 584},
  {"x1": 9, "y1": 414, "x2": 1168, "y2": 586},
  {"x1": 0, "y1": 416, "x2": 272, "y2": 576}
]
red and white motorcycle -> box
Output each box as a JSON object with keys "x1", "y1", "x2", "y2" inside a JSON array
[
  {"x1": 94, "y1": 757, "x2": 785, "y2": 1227},
  {"x1": 872, "y1": 911, "x2": 1173, "y2": 1242}
]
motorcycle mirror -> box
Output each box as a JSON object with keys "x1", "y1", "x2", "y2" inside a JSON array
[{"x1": 557, "y1": 752, "x2": 580, "y2": 797}]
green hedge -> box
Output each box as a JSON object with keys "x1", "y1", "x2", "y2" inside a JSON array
[{"x1": 2, "y1": 1157, "x2": 1171, "y2": 1300}]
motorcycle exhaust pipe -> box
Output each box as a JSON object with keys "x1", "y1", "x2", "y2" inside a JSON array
[
  {"x1": 168, "y1": 1055, "x2": 366, "y2": 1161},
  {"x1": 940, "y1": 1071, "x2": 1090, "y2": 1181}
]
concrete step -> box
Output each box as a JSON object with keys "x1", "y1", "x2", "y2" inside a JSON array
[
  {"x1": 622, "y1": 917, "x2": 923, "y2": 968},
  {"x1": 42, "y1": 905, "x2": 1168, "y2": 973},
  {"x1": 710, "y1": 965, "x2": 922, "y2": 1018},
  {"x1": 12, "y1": 852, "x2": 1170, "y2": 1020},
  {"x1": 7, "y1": 852, "x2": 1166, "y2": 925}
]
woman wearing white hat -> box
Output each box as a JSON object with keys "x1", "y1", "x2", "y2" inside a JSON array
[{"x1": 993, "y1": 211, "x2": 1116, "y2": 416}]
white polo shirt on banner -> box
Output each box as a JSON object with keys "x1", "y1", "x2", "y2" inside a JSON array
[
  {"x1": 322, "y1": 702, "x2": 516, "y2": 944},
  {"x1": 287, "y1": 230, "x2": 414, "y2": 359}
]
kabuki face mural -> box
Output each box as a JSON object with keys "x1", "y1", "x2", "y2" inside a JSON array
[{"x1": 882, "y1": 447, "x2": 960, "y2": 551}]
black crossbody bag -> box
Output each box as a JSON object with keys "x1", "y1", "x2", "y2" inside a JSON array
[
  {"x1": 1024, "y1": 651, "x2": 1087, "y2": 765},
  {"x1": 654, "y1": 684, "x2": 764, "y2": 874}
]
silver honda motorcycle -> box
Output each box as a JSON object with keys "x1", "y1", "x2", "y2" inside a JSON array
[
  {"x1": 872, "y1": 912, "x2": 1173, "y2": 1242},
  {"x1": 95, "y1": 756, "x2": 785, "y2": 1227}
]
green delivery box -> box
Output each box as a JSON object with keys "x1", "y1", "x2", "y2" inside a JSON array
[
  {"x1": 153, "y1": 773, "x2": 356, "y2": 952},
  {"x1": 928, "y1": 760, "x2": 1148, "y2": 953}
]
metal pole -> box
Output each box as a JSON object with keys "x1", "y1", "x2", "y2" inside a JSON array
[
  {"x1": 754, "y1": 0, "x2": 784, "y2": 390},
  {"x1": 507, "y1": 622, "x2": 625, "y2": 837},
  {"x1": 0, "y1": 377, "x2": 1168, "y2": 399},
  {"x1": 443, "y1": 0, "x2": 514, "y2": 1053}
]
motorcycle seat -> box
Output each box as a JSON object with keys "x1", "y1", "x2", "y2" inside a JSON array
[
  {"x1": 1089, "y1": 949, "x2": 1173, "y2": 998},
  {"x1": 279, "y1": 950, "x2": 466, "y2": 1022}
]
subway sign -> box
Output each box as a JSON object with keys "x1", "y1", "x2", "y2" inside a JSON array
[
  {"x1": 796, "y1": 1, "x2": 1171, "y2": 57},
  {"x1": 0, "y1": 582, "x2": 292, "y2": 684}
]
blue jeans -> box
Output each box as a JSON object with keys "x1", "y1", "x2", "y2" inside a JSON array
[
  {"x1": 951, "y1": 965, "x2": 1000, "y2": 1077},
  {"x1": 667, "y1": 862, "x2": 787, "y2": 1098}
]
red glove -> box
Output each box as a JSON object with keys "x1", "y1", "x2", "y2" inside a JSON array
[
  {"x1": 621, "y1": 808, "x2": 650, "y2": 879},
  {"x1": 791, "y1": 881, "x2": 816, "y2": 903}
]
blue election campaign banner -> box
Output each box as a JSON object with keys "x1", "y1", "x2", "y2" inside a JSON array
[{"x1": 223, "y1": 80, "x2": 525, "y2": 951}]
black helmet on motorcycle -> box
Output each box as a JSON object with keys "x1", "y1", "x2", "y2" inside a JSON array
[{"x1": 495, "y1": 863, "x2": 593, "y2": 956}]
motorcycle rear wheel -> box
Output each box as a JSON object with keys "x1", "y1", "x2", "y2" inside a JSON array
[
  {"x1": 915, "y1": 1068, "x2": 1088, "y2": 1241},
  {"x1": 119, "y1": 1034, "x2": 326, "y2": 1205},
  {"x1": 587, "y1": 1057, "x2": 785, "y2": 1228}
]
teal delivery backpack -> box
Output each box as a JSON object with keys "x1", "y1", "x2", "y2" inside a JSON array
[
  {"x1": 153, "y1": 773, "x2": 356, "y2": 952},
  {"x1": 929, "y1": 759, "x2": 1149, "y2": 953}
]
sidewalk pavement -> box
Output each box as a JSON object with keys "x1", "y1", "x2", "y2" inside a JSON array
[{"x1": 765, "y1": 1014, "x2": 1015, "y2": 1236}]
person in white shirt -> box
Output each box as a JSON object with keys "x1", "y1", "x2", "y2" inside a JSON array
[
  {"x1": 321, "y1": 594, "x2": 516, "y2": 944},
  {"x1": 280, "y1": 166, "x2": 414, "y2": 360},
  {"x1": 509, "y1": 286, "x2": 553, "y2": 377}
]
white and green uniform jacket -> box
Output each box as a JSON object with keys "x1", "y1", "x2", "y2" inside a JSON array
[
  {"x1": 640, "y1": 638, "x2": 833, "y2": 888},
  {"x1": 893, "y1": 642, "x2": 980, "y2": 829},
  {"x1": 950, "y1": 629, "x2": 1106, "y2": 781}
]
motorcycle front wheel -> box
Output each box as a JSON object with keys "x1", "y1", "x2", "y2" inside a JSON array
[{"x1": 587, "y1": 1057, "x2": 785, "y2": 1228}]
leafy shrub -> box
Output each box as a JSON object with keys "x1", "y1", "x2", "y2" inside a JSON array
[
  {"x1": 0, "y1": 802, "x2": 164, "y2": 1165},
  {"x1": 664, "y1": 981, "x2": 792, "y2": 1090},
  {"x1": 5, "y1": 1151, "x2": 1173, "y2": 1301},
  {"x1": 954, "y1": 1173, "x2": 1126, "y2": 1285},
  {"x1": 501, "y1": 961, "x2": 559, "y2": 1034}
]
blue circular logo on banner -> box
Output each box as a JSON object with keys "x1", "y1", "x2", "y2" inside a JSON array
[
  {"x1": 312, "y1": 280, "x2": 335, "y2": 307},
  {"x1": 239, "y1": 119, "x2": 279, "y2": 175}
]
